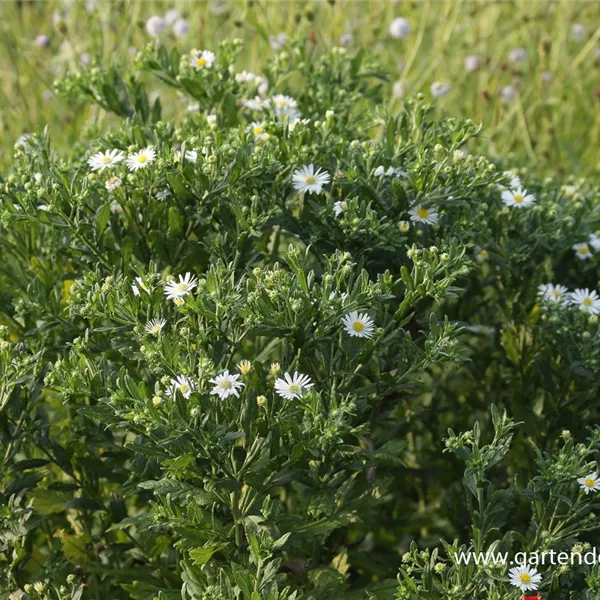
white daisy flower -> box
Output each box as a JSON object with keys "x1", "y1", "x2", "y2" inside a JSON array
[
  {"x1": 210, "y1": 370, "x2": 244, "y2": 399},
  {"x1": 341, "y1": 311, "x2": 375, "y2": 339},
  {"x1": 333, "y1": 201, "x2": 346, "y2": 217},
  {"x1": 399, "y1": 220, "x2": 410, "y2": 233},
  {"x1": 570, "y1": 288, "x2": 600, "y2": 314},
  {"x1": 237, "y1": 360, "x2": 252, "y2": 375},
  {"x1": 508, "y1": 565, "x2": 542, "y2": 592},
  {"x1": 431, "y1": 81, "x2": 450, "y2": 97},
  {"x1": 409, "y1": 204, "x2": 439, "y2": 225},
  {"x1": 249, "y1": 122, "x2": 269, "y2": 141},
  {"x1": 573, "y1": 242, "x2": 592, "y2": 260},
  {"x1": 292, "y1": 165, "x2": 331, "y2": 195},
  {"x1": 501, "y1": 188, "x2": 536, "y2": 208},
  {"x1": 578, "y1": 472, "x2": 600, "y2": 494},
  {"x1": 145, "y1": 15, "x2": 166, "y2": 38},
  {"x1": 274, "y1": 371, "x2": 314, "y2": 400},
  {"x1": 389, "y1": 17, "x2": 410, "y2": 39},
  {"x1": 87, "y1": 149, "x2": 125, "y2": 171},
  {"x1": 190, "y1": 49, "x2": 215, "y2": 70},
  {"x1": 537, "y1": 283, "x2": 568, "y2": 304},
  {"x1": 475, "y1": 249, "x2": 489, "y2": 263},
  {"x1": 144, "y1": 318, "x2": 166, "y2": 335},
  {"x1": 126, "y1": 147, "x2": 156, "y2": 171},
  {"x1": 164, "y1": 272, "x2": 198, "y2": 300},
  {"x1": 105, "y1": 176, "x2": 122, "y2": 191},
  {"x1": 589, "y1": 233, "x2": 600, "y2": 251},
  {"x1": 167, "y1": 375, "x2": 196, "y2": 400}
]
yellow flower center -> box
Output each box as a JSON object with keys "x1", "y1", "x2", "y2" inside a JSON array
[
  {"x1": 196, "y1": 57, "x2": 206, "y2": 67},
  {"x1": 102, "y1": 156, "x2": 112, "y2": 164},
  {"x1": 400, "y1": 223, "x2": 409, "y2": 232},
  {"x1": 178, "y1": 383, "x2": 190, "y2": 394},
  {"x1": 417, "y1": 208, "x2": 429, "y2": 219},
  {"x1": 220, "y1": 380, "x2": 232, "y2": 389},
  {"x1": 513, "y1": 194, "x2": 524, "y2": 203},
  {"x1": 352, "y1": 321, "x2": 365, "y2": 332},
  {"x1": 253, "y1": 126, "x2": 263, "y2": 135},
  {"x1": 585, "y1": 477, "x2": 595, "y2": 487},
  {"x1": 578, "y1": 246, "x2": 590, "y2": 255},
  {"x1": 584, "y1": 297, "x2": 593, "y2": 307},
  {"x1": 276, "y1": 99, "x2": 286, "y2": 107},
  {"x1": 176, "y1": 283, "x2": 188, "y2": 292},
  {"x1": 519, "y1": 573, "x2": 532, "y2": 584},
  {"x1": 240, "y1": 364, "x2": 251, "y2": 374},
  {"x1": 551, "y1": 289, "x2": 561, "y2": 297},
  {"x1": 288, "y1": 383, "x2": 301, "y2": 394},
  {"x1": 137, "y1": 155, "x2": 148, "y2": 164},
  {"x1": 305, "y1": 175, "x2": 316, "y2": 185}
]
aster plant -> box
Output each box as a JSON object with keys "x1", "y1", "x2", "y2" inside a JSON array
[{"x1": 0, "y1": 37, "x2": 600, "y2": 599}]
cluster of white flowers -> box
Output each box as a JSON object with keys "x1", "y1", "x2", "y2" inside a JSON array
[
  {"x1": 242, "y1": 93, "x2": 302, "y2": 123},
  {"x1": 538, "y1": 284, "x2": 600, "y2": 315},
  {"x1": 143, "y1": 269, "x2": 378, "y2": 403},
  {"x1": 235, "y1": 70, "x2": 269, "y2": 96},
  {"x1": 270, "y1": 94, "x2": 301, "y2": 122},
  {"x1": 145, "y1": 9, "x2": 190, "y2": 39},
  {"x1": 88, "y1": 147, "x2": 156, "y2": 173}
]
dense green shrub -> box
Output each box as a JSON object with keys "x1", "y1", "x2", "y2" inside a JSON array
[{"x1": 1, "y1": 40, "x2": 600, "y2": 599}]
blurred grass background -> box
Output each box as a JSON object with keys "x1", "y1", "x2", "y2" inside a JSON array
[{"x1": 0, "y1": 0, "x2": 598, "y2": 177}]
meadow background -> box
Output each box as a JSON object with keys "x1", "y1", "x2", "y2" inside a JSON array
[{"x1": 1, "y1": 0, "x2": 599, "y2": 178}]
